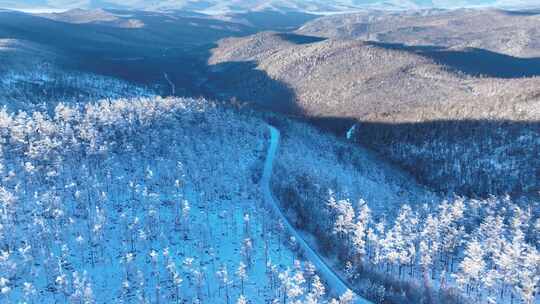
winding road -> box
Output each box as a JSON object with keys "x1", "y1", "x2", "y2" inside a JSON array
[{"x1": 262, "y1": 125, "x2": 372, "y2": 304}]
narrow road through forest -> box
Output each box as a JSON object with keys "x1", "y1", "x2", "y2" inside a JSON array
[{"x1": 262, "y1": 125, "x2": 372, "y2": 304}]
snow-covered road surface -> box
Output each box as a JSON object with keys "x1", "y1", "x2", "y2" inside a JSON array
[{"x1": 262, "y1": 125, "x2": 373, "y2": 303}]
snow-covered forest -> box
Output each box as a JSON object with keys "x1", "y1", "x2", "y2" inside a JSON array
[
  {"x1": 356, "y1": 120, "x2": 540, "y2": 196},
  {"x1": 271, "y1": 119, "x2": 540, "y2": 303},
  {"x1": 0, "y1": 64, "x2": 154, "y2": 112},
  {"x1": 1, "y1": 5, "x2": 539, "y2": 304},
  {"x1": 0, "y1": 39, "x2": 155, "y2": 112},
  {"x1": 0, "y1": 94, "x2": 537, "y2": 303},
  {"x1": 0, "y1": 42, "x2": 537, "y2": 303},
  {"x1": 0, "y1": 97, "x2": 359, "y2": 303}
]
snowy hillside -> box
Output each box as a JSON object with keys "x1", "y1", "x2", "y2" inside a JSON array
[
  {"x1": 269, "y1": 118, "x2": 539, "y2": 303},
  {"x1": 0, "y1": 97, "x2": 359, "y2": 303},
  {"x1": 0, "y1": 3, "x2": 539, "y2": 304},
  {"x1": 0, "y1": 34, "x2": 537, "y2": 303},
  {"x1": 0, "y1": 89, "x2": 536, "y2": 303},
  {"x1": 0, "y1": 39, "x2": 155, "y2": 112},
  {"x1": 0, "y1": 65, "x2": 154, "y2": 112}
]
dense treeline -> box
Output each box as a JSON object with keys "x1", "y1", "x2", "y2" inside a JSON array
[{"x1": 355, "y1": 120, "x2": 540, "y2": 196}]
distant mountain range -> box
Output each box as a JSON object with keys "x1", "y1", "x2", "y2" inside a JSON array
[{"x1": 1, "y1": 0, "x2": 540, "y2": 14}]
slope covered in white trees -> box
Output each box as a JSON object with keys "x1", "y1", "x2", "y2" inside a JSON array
[
  {"x1": 0, "y1": 96, "x2": 361, "y2": 303},
  {"x1": 0, "y1": 91, "x2": 537, "y2": 304},
  {"x1": 263, "y1": 125, "x2": 370, "y2": 303},
  {"x1": 270, "y1": 118, "x2": 540, "y2": 303},
  {"x1": 1, "y1": 5, "x2": 538, "y2": 304},
  {"x1": 0, "y1": 39, "x2": 155, "y2": 112}
]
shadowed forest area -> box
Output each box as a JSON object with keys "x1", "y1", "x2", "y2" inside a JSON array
[
  {"x1": 310, "y1": 116, "x2": 540, "y2": 197},
  {"x1": 205, "y1": 60, "x2": 303, "y2": 114},
  {"x1": 207, "y1": 31, "x2": 540, "y2": 198},
  {"x1": 354, "y1": 119, "x2": 540, "y2": 196},
  {"x1": 368, "y1": 41, "x2": 540, "y2": 78},
  {"x1": 0, "y1": 9, "x2": 317, "y2": 98}
]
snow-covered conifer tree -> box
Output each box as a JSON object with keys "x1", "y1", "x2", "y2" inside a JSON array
[
  {"x1": 305, "y1": 275, "x2": 325, "y2": 304},
  {"x1": 279, "y1": 267, "x2": 306, "y2": 304},
  {"x1": 339, "y1": 289, "x2": 356, "y2": 304},
  {"x1": 237, "y1": 294, "x2": 248, "y2": 304},
  {"x1": 455, "y1": 239, "x2": 486, "y2": 296},
  {"x1": 236, "y1": 261, "x2": 248, "y2": 295}
]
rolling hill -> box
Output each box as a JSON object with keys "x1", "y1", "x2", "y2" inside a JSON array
[
  {"x1": 297, "y1": 8, "x2": 540, "y2": 57},
  {"x1": 208, "y1": 31, "x2": 540, "y2": 196},
  {"x1": 0, "y1": 8, "x2": 319, "y2": 99},
  {"x1": 208, "y1": 31, "x2": 540, "y2": 123}
]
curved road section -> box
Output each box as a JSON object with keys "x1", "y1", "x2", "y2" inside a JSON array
[{"x1": 262, "y1": 125, "x2": 372, "y2": 304}]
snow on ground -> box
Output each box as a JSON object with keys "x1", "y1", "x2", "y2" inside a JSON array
[
  {"x1": 0, "y1": 64, "x2": 155, "y2": 112},
  {"x1": 0, "y1": 97, "x2": 340, "y2": 303},
  {"x1": 263, "y1": 125, "x2": 371, "y2": 303},
  {"x1": 269, "y1": 117, "x2": 539, "y2": 304},
  {"x1": 271, "y1": 118, "x2": 438, "y2": 218},
  {"x1": 0, "y1": 39, "x2": 154, "y2": 113}
]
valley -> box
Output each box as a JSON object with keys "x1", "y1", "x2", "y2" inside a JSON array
[
  {"x1": 208, "y1": 29, "x2": 540, "y2": 197},
  {"x1": 0, "y1": 3, "x2": 538, "y2": 304}
]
